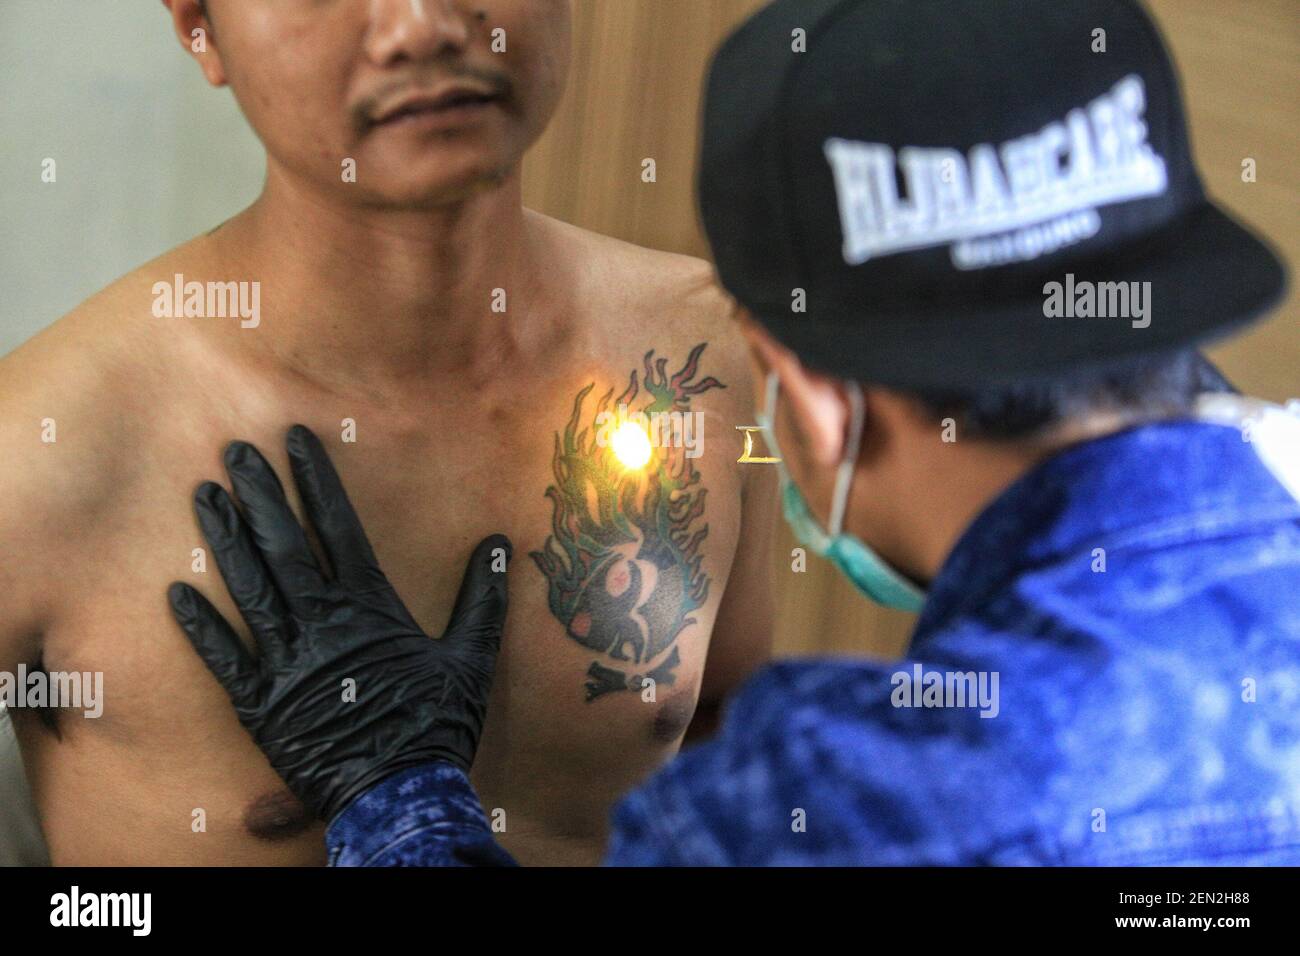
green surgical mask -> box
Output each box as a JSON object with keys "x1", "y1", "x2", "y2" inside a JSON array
[{"x1": 756, "y1": 371, "x2": 926, "y2": 613}]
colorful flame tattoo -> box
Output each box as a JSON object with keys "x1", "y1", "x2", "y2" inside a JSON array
[{"x1": 531, "y1": 344, "x2": 724, "y2": 701}]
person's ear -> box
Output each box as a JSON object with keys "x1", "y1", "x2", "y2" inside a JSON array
[
  {"x1": 161, "y1": 0, "x2": 227, "y2": 87},
  {"x1": 731, "y1": 306, "x2": 773, "y2": 405},
  {"x1": 740, "y1": 320, "x2": 851, "y2": 469}
]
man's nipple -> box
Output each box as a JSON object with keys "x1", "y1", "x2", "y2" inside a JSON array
[{"x1": 243, "y1": 789, "x2": 314, "y2": 842}]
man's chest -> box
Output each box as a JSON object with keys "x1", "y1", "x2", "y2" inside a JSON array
[{"x1": 42, "y1": 353, "x2": 745, "y2": 820}]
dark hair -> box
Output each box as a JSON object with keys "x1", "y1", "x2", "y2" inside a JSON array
[{"x1": 906, "y1": 349, "x2": 1234, "y2": 441}]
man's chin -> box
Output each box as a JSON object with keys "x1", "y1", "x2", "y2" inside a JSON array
[{"x1": 354, "y1": 166, "x2": 513, "y2": 210}]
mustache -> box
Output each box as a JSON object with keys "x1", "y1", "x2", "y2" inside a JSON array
[{"x1": 352, "y1": 64, "x2": 513, "y2": 134}]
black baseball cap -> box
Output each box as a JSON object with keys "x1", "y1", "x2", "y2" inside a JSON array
[{"x1": 698, "y1": 0, "x2": 1287, "y2": 390}]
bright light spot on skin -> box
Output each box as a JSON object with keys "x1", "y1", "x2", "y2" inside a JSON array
[{"x1": 611, "y1": 421, "x2": 653, "y2": 470}]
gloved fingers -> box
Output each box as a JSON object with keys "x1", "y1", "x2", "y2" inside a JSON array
[
  {"x1": 168, "y1": 581, "x2": 264, "y2": 712},
  {"x1": 284, "y1": 424, "x2": 388, "y2": 594},
  {"x1": 442, "y1": 534, "x2": 511, "y2": 656},
  {"x1": 223, "y1": 440, "x2": 332, "y2": 619},
  {"x1": 193, "y1": 480, "x2": 293, "y2": 659}
]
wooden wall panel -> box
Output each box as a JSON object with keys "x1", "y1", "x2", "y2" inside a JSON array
[
  {"x1": 1147, "y1": 0, "x2": 1300, "y2": 405},
  {"x1": 524, "y1": 0, "x2": 766, "y2": 255}
]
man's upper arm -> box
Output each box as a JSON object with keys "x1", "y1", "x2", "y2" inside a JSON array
[
  {"x1": 689, "y1": 460, "x2": 779, "y2": 739},
  {"x1": 0, "y1": 366, "x2": 57, "y2": 672},
  {"x1": 0, "y1": 342, "x2": 108, "y2": 673}
]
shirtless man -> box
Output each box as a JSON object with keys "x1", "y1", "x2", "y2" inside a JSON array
[{"x1": 0, "y1": 0, "x2": 775, "y2": 865}]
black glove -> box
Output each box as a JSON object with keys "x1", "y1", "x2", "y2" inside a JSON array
[{"x1": 168, "y1": 424, "x2": 511, "y2": 822}]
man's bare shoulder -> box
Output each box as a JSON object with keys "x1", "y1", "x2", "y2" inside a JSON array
[
  {"x1": 0, "y1": 240, "x2": 208, "y2": 537},
  {"x1": 534, "y1": 213, "x2": 752, "y2": 393},
  {"x1": 539, "y1": 214, "x2": 728, "y2": 311},
  {"x1": 7, "y1": 232, "x2": 215, "y2": 367}
]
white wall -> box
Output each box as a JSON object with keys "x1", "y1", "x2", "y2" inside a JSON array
[{"x1": 0, "y1": 0, "x2": 265, "y2": 357}]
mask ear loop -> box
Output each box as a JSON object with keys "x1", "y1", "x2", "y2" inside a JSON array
[
  {"x1": 760, "y1": 371, "x2": 790, "y2": 475},
  {"x1": 827, "y1": 381, "x2": 865, "y2": 537},
  {"x1": 763, "y1": 370, "x2": 781, "y2": 429}
]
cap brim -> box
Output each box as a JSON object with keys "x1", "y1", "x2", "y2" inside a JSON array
[{"x1": 751, "y1": 202, "x2": 1288, "y2": 391}]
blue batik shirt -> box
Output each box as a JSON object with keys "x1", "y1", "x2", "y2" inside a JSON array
[{"x1": 328, "y1": 417, "x2": 1300, "y2": 866}]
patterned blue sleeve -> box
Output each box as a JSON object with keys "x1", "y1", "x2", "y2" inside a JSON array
[
  {"x1": 605, "y1": 788, "x2": 688, "y2": 866},
  {"x1": 326, "y1": 762, "x2": 518, "y2": 867}
]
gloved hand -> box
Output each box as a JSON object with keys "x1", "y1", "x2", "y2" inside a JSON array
[{"x1": 168, "y1": 424, "x2": 511, "y2": 822}]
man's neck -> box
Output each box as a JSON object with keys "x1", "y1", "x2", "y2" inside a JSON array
[
  {"x1": 895, "y1": 413, "x2": 1142, "y2": 584},
  {"x1": 207, "y1": 164, "x2": 564, "y2": 392}
]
